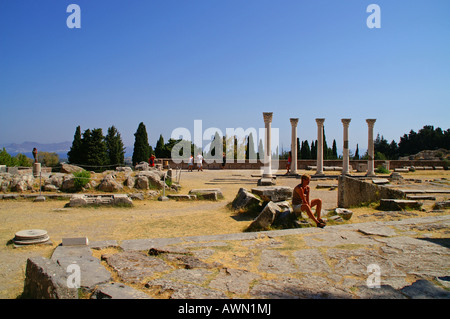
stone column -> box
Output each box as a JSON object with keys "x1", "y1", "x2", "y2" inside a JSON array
[
  {"x1": 290, "y1": 118, "x2": 299, "y2": 175},
  {"x1": 262, "y1": 112, "x2": 273, "y2": 178},
  {"x1": 341, "y1": 119, "x2": 351, "y2": 175},
  {"x1": 366, "y1": 119, "x2": 377, "y2": 176},
  {"x1": 315, "y1": 118, "x2": 325, "y2": 176}
]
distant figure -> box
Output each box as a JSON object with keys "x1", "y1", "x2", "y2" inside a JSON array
[
  {"x1": 292, "y1": 174, "x2": 326, "y2": 228},
  {"x1": 286, "y1": 151, "x2": 291, "y2": 174},
  {"x1": 196, "y1": 153, "x2": 204, "y2": 171},
  {"x1": 32, "y1": 148, "x2": 38, "y2": 163},
  {"x1": 188, "y1": 155, "x2": 194, "y2": 172},
  {"x1": 149, "y1": 154, "x2": 156, "y2": 167},
  {"x1": 222, "y1": 152, "x2": 226, "y2": 169}
]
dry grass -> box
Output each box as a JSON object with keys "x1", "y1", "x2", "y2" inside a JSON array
[{"x1": 0, "y1": 168, "x2": 448, "y2": 298}]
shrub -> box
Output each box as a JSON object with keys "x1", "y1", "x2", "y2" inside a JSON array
[
  {"x1": 73, "y1": 171, "x2": 91, "y2": 190},
  {"x1": 375, "y1": 165, "x2": 390, "y2": 174}
]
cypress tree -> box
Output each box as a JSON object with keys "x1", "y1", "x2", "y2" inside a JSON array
[
  {"x1": 83, "y1": 128, "x2": 108, "y2": 171},
  {"x1": 155, "y1": 134, "x2": 166, "y2": 158},
  {"x1": 247, "y1": 133, "x2": 257, "y2": 161},
  {"x1": 68, "y1": 126, "x2": 83, "y2": 164},
  {"x1": 105, "y1": 125, "x2": 125, "y2": 166},
  {"x1": 354, "y1": 144, "x2": 360, "y2": 159},
  {"x1": 257, "y1": 138, "x2": 264, "y2": 161},
  {"x1": 132, "y1": 122, "x2": 150, "y2": 166},
  {"x1": 332, "y1": 139, "x2": 338, "y2": 159}
]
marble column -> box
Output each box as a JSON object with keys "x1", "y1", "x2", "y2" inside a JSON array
[
  {"x1": 341, "y1": 119, "x2": 351, "y2": 175},
  {"x1": 262, "y1": 112, "x2": 273, "y2": 178},
  {"x1": 315, "y1": 118, "x2": 325, "y2": 176},
  {"x1": 366, "y1": 119, "x2": 377, "y2": 176},
  {"x1": 290, "y1": 118, "x2": 299, "y2": 175}
]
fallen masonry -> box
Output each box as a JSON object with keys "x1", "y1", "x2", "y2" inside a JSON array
[
  {"x1": 69, "y1": 194, "x2": 133, "y2": 207},
  {"x1": 21, "y1": 215, "x2": 450, "y2": 299}
]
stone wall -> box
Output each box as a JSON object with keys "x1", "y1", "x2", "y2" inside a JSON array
[
  {"x1": 337, "y1": 175, "x2": 405, "y2": 208},
  {"x1": 160, "y1": 158, "x2": 447, "y2": 170}
]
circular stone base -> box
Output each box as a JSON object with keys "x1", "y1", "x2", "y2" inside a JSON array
[{"x1": 13, "y1": 229, "x2": 50, "y2": 245}]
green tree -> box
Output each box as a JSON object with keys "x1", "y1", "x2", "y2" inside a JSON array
[
  {"x1": 311, "y1": 140, "x2": 317, "y2": 160},
  {"x1": 374, "y1": 134, "x2": 390, "y2": 158},
  {"x1": 257, "y1": 138, "x2": 264, "y2": 161},
  {"x1": 105, "y1": 125, "x2": 125, "y2": 166},
  {"x1": 68, "y1": 125, "x2": 83, "y2": 164},
  {"x1": 246, "y1": 132, "x2": 257, "y2": 161},
  {"x1": 15, "y1": 154, "x2": 32, "y2": 167},
  {"x1": 354, "y1": 144, "x2": 360, "y2": 160},
  {"x1": 155, "y1": 134, "x2": 167, "y2": 158},
  {"x1": 132, "y1": 122, "x2": 151, "y2": 166},
  {"x1": 37, "y1": 152, "x2": 60, "y2": 167},
  {"x1": 0, "y1": 148, "x2": 15, "y2": 166},
  {"x1": 82, "y1": 128, "x2": 108, "y2": 171},
  {"x1": 331, "y1": 139, "x2": 338, "y2": 159}
]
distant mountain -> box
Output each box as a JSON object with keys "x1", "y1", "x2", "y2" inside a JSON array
[
  {"x1": 1, "y1": 141, "x2": 72, "y2": 158},
  {"x1": 1, "y1": 141, "x2": 135, "y2": 159}
]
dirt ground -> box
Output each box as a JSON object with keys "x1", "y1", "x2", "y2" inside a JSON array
[{"x1": 0, "y1": 168, "x2": 449, "y2": 298}]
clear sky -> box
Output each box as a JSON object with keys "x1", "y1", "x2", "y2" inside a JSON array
[{"x1": 1, "y1": 0, "x2": 449, "y2": 154}]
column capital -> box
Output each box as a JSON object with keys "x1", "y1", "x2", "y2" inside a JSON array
[
  {"x1": 290, "y1": 118, "x2": 299, "y2": 126},
  {"x1": 366, "y1": 119, "x2": 376, "y2": 127},
  {"x1": 315, "y1": 118, "x2": 325, "y2": 126},
  {"x1": 263, "y1": 112, "x2": 273, "y2": 124},
  {"x1": 341, "y1": 118, "x2": 351, "y2": 126}
]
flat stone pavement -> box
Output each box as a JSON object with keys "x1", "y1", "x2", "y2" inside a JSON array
[{"x1": 87, "y1": 214, "x2": 450, "y2": 299}]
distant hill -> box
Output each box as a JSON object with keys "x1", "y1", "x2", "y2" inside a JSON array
[
  {"x1": 1, "y1": 141, "x2": 134, "y2": 160},
  {"x1": 1, "y1": 141, "x2": 72, "y2": 159}
]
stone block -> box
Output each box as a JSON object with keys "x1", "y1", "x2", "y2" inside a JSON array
[
  {"x1": 247, "y1": 201, "x2": 285, "y2": 231},
  {"x1": 51, "y1": 246, "x2": 111, "y2": 289},
  {"x1": 251, "y1": 186, "x2": 293, "y2": 202},
  {"x1": 372, "y1": 178, "x2": 389, "y2": 185},
  {"x1": 338, "y1": 175, "x2": 405, "y2": 208},
  {"x1": 91, "y1": 282, "x2": 152, "y2": 299},
  {"x1": 231, "y1": 188, "x2": 261, "y2": 211},
  {"x1": 335, "y1": 208, "x2": 353, "y2": 220},
  {"x1": 62, "y1": 237, "x2": 89, "y2": 246},
  {"x1": 167, "y1": 194, "x2": 197, "y2": 200},
  {"x1": 189, "y1": 188, "x2": 224, "y2": 199},
  {"x1": 23, "y1": 256, "x2": 78, "y2": 299},
  {"x1": 379, "y1": 199, "x2": 423, "y2": 211},
  {"x1": 113, "y1": 194, "x2": 133, "y2": 206}
]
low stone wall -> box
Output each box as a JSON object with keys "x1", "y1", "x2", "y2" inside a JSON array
[
  {"x1": 337, "y1": 175, "x2": 405, "y2": 208},
  {"x1": 159, "y1": 158, "x2": 447, "y2": 171}
]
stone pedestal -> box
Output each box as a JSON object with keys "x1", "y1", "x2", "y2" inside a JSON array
[
  {"x1": 314, "y1": 118, "x2": 325, "y2": 177},
  {"x1": 341, "y1": 119, "x2": 351, "y2": 175},
  {"x1": 33, "y1": 162, "x2": 41, "y2": 177},
  {"x1": 290, "y1": 118, "x2": 298, "y2": 175},
  {"x1": 366, "y1": 119, "x2": 376, "y2": 177}
]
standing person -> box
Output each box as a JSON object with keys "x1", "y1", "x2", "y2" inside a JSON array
[
  {"x1": 222, "y1": 152, "x2": 226, "y2": 169},
  {"x1": 286, "y1": 151, "x2": 291, "y2": 174},
  {"x1": 149, "y1": 153, "x2": 156, "y2": 167},
  {"x1": 188, "y1": 155, "x2": 194, "y2": 172},
  {"x1": 292, "y1": 174, "x2": 326, "y2": 228},
  {"x1": 196, "y1": 153, "x2": 204, "y2": 171}
]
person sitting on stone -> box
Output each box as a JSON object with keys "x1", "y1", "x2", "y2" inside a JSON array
[{"x1": 292, "y1": 174, "x2": 326, "y2": 228}]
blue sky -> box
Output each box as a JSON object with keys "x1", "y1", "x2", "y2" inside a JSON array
[{"x1": 1, "y1": 0, "x2": 449, "y2": 154}]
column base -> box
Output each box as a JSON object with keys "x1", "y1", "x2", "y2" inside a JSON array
[
  {"x1": 365, "y1": 172, "x2": 376, "y2": 177},
  {"x1": 258, "y1": 177, "x2": 276, "y2": 186},
  {"x1": 313, "y1": 172, "x2": 325, "y2": 178}
]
